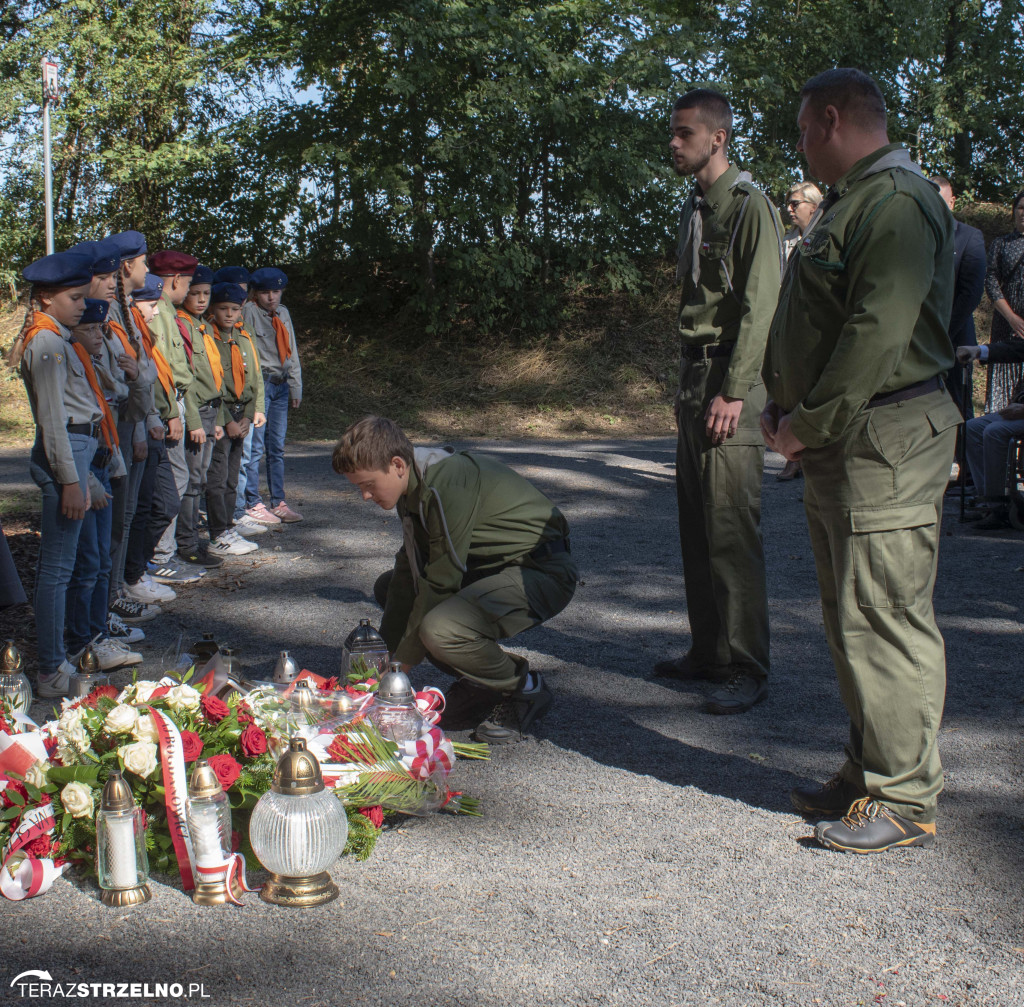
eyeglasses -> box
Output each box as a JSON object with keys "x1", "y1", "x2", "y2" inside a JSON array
[{"x1": 786, "y1": 199, "x2": 809, "y2": 209}]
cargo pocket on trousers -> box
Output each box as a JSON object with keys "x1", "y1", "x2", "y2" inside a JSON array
[{"x1": 850, "y1": 504, "x2": 937, "y2": 609}]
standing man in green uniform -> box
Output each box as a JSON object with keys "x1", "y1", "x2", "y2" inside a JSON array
[
  {"x1": 762, "y1": 68, "x2": 963, "y2": 853},
  {"x1": 333, "y1": 416, "x2": 578, "y2": 746},
  {"x1": 652, "y1": 89, "x2": 784, "y2": 715}
]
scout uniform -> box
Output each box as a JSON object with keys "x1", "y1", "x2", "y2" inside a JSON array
[
  {"x1": 671, "y1": 164, "x2": 783, "y2": 698},
  {"x1": 376, "y1": 448, "x2": 578, "y2": 692},
  {"x1": 13, "y1": 251, "x2": 99, "y2": 686},
  {"x1": 241, "y1": 267, "x2": 302, "y2": 519},
  {"x1": 765, "y1": 143, "x2": 962, "y2": 830},
  {"x1": 175, "y1": 265, "x2": 226, "y2": 560},
  {"x1": 206, "y1": 283, "x2": 262, "y2": 550}
]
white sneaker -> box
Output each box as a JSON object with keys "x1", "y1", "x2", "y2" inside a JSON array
[
  {"x1": 37, "y1": 660, "x2": 81, "y2": 698},
  {"x1": 226, "y1": 529, "x2": 259, "y2": 554},
  {"x1": 124, "y1": 577, "x2": 176, "y2": 604},
  {"x1": 208, "y1": 534, "x2": 252, "y2": 557},
  {"x1": 233, "y1": 515, "x2": 268, "y2": 536},
  {"x1": 90, "y1": 637, "x2": 144, "y2": 670},
  {"x1": 107, "y1": 612, "x2": 145, "y2": 645},
  {"x1": 141, "y1": 574, "x2": 177, "y2": 601}
]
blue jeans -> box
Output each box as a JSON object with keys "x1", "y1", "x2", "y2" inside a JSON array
[
  {"x1": 245, "y1": 379, "x2": 290, "y2": 507},
  {"x1": 233, "y1": 424, "x2": 254, "y2": 520},
  {"x1": 29, "y1": 432, "x2": 95, "y2": 674},
  {"x1": 965, "y1": 412, "x2": 1024, "y2": 497},
  {"x1": 66, "y1": 457, "x2": 113, "y2": 653}
]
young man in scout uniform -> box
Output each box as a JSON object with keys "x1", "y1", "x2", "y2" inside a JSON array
[
  {"x1": 652, "y1": 88, "x2": 784, "y2": 715},
  {"x1": 762, "y1": 68, "x2": 963, "y2": 853},
  {"x1": 241, "y1": 267, "x2": 303, "y2": 524},
  {"x1": 333, "y1": 416, "x2": 579, "y2": 745}
]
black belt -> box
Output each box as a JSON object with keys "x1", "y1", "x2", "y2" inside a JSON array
[
  {"x1": 227, "y1": 402, "x2": 247, "y2": 419},
  {"x1": 530, "y1": 537, "x2": 570, "y2": 561},
  {"x1": 67, "y1": 422, "x2": 100, "y2": 437},
  {"x1": 263, "y1": 371, "x2": 288, "y2": 385},
  {"x1": 867, "y1": 375, "x2": 944, "y2": 409},
  {"x1": 201, "y1": 398, "x2": 222, "y2": 410},
  {"x1": 681, "y1": 343, "x2": 734, "y2": 361},
  {"x1": 92, "y1": 447, "x2": 112, "y2": 468}
]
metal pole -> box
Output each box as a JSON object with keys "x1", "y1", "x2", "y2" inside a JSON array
[{"x1": 41, "y1": 57, "x2": 55, "y2": 254}]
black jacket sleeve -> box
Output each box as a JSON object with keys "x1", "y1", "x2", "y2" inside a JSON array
[{"x1": 948, "y1": 223, "x2": 986, "y2": 347}]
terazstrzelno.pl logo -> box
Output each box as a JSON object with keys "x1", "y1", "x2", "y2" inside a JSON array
[{"x1": 9, "y1": 970, "x2": 211, "y2": 999}]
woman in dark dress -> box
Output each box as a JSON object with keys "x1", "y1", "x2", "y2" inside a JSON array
[{"x1": 985, "y1": 189, "x2": 1024, "y2": 411}]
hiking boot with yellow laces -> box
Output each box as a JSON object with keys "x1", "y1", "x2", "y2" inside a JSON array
[
  {"x1": 790, "y1": 772, "x2": 867, "y2": 816},
  {"x1": 815, "y1": 797, "x2": 936, "y2": 853}
]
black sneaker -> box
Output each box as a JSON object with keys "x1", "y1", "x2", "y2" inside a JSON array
[
  {"x1": 815, "y1": 798, "x2": 936, "y2": 853},
  {"x1": 791, "y1": 772, "x2": 867, "y2": 816},
  {"x1": 439, "y1": 678, "x2": 501, "y2": 732},
  {"x1": 705, "y1": 670, "x2": 767, "y2": 714},
  {"x1": 650, "y1": 652, "x2": 730, "y2": 682},
  {"x1": 177, "y1": 547, "x2": 224, "y2": 569},
  {"x1": 110, "y1": 594, "x2": 161, "y2": 624},
  {"x1": 472, "y1": 673, "x2": 553, "y2": 745}
]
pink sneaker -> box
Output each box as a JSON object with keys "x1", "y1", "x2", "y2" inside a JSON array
[
  {"x1": 246, "y1": 502, "x2": 282, "y2": 525},
  {"x1": 271, "y1": 501, "x2": 303, "y2": 523}
]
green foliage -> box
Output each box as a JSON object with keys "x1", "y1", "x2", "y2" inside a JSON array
[{"x1": 343, "y1": 806, "x2": 382, "y2": 861}]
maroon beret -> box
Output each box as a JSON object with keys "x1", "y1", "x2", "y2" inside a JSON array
[{"x1": 148, "y1": 249, "x2": 199, "y2": 276}]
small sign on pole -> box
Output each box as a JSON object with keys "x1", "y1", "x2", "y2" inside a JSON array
[{"x1": 41, "y1": 58, "x2": 59, "y2": 255}]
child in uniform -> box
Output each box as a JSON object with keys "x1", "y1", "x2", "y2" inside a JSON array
[
  {"x1": 206, "y1": 283, "x2": 262, "y2": 557},
  {"x1": 241, "y1": 267, "x2": 303, "y2": 524},
  {"x1": 7, "y1": 251, "x2": 99, "y2": 696},
  {"x1": 64, "y1": 298, "x2": 142, "y2": 670},
  {"x1": 175, "y1": 265, "x2": 226, "y2": 568},
  {"x1": 333, "y1": 416, "x2": 579, "y2": 745}
]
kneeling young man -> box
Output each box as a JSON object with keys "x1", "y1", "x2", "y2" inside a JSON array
[{"x1": 333, "y1": 416, "x2": 578, "y2": 745}]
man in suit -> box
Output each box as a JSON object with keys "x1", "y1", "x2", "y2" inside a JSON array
[{"x1": 931, "y1": 177, "x2": 986, "y2": 423}]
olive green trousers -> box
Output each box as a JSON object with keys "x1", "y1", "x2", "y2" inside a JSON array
[
  {"x1": 675, "y1": 357, "x2": 770, "y2": 679},
  {"x1": 801, "y1": 388, "x2": 961, "y2": 823},
  {"x1": 374, "y1": 554, "x2": 578, "y2": 692}
]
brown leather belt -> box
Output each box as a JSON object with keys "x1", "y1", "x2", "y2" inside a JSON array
[{"x1": 867, "y1": 375, "x2": 944, "y2": 408}]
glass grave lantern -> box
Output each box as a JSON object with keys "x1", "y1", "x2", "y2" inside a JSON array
[
  {"x1": 0, "y1": 640, "x2": 32, "y2": 716},
  {"x1": 187, "y1": 759, "x2": 234, "y2": 906},
  {"x1": 340, "y1": 620, "x2": 389, "y2": 681},
  {"x1": 96, "y1": 770, "x2": 151, "y2": 907},
  {"x1": 68, "y1": 645, "x2": 110, "y2": 698},
  {"x1": 369, "y1": 663, "x2": 428, "y2": 744},
  {"x1": 249, "y1": 737, "x2": 348, "y2": 907}
]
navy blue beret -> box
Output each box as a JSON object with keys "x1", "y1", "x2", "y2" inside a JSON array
[
  {"x1": 212, "y1": 266, "x2": 250, "y2": 286},
  {"x1": 249, "y1": 267, "x2": 288, "y2": 290},
  {"x1": 191, "y1": 265, "x2": 214, "y2": 286},
  {"x1": 78, "y1": 298, "x2": 109, "y2": 324},
  {"x1": 22, "y1": 251, "x2": 95, "y2": 288},
  {"x1": 210, "y1": 282, "x2": 247, "y2": 305},
  {"x1": 108, "y1": 230, "x2": 148, "y2": 259},
  {"x1": 133, "y1": 273, "x2": 164, "y2": 302},
  {"x1": 67, "y1": 239, "x2": 119, "y2": 276}
]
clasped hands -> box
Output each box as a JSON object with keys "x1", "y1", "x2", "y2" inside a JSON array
[{"x1": 760, "y1": 401, "x2": 806, "y2": 461}]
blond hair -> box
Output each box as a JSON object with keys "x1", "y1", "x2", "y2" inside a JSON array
[
  {"x1": 787, "y1": 181, "x2": 823, "y2": 206},
  {"x1": 332, "y1": 416, "x2": 414, "y2": 474}
]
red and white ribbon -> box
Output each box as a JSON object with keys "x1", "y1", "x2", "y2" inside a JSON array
[
  {"x1": 0, "y1": 803, "x2": 69, "y2": 901},
  {"x1": 193, "y1": 851, "x2": 257, "y2": 905},
  {"x1": 145, "y1": 706, "x2": 196, "y2": 891},
  {"x1": 414, "y1": 688, "x2": 445, "y2": 726},
  {"x1": 398, "y1": 728, "x2": 454, "y2": 781}
]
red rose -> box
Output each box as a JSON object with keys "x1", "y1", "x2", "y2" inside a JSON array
[
  {"x1": 207, "y1": 753, "x2": 242, "y2": 790},
  {"x1": 24, "y1": 835, "x2": 56, "y2": 859},
  {"x1": 180, "y1": 730, "x2": 204, "y2": 763},
  {"x1": 1, "y1": 780, "x2": 28, "y2": 809},
  {"x1": 358, "y1": 805, "x2": 383, "y2": 829},
  {"x1": 80, "y1": 684, "x2": 119, "y2": 708},
  {"x1": 239, "y1": 723, "x2": 267, "y2": 758},
  {"x1": 236, "y1": 708, "x2": 254, "y2": 726},
  {"x1": 200, "y1": 694, "x2": 230, "y2": 723}
]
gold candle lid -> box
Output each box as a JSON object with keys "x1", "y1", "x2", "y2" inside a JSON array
[
  {"x1": 187, "y1": 759, "x2": 223, "y2": 800},
  {"x1": 77, "y1": 645, "x2": 101, "y2": 676},
  {"x1": 101, "y1": 770, "x2": 136, "y2": 813},
  {"x1": 1, "y1": 640, "x2": 22, "y2": 674},
  {"x1": 292, "y1": 679, "x2": 316, "y2": 708},
  {"x1": 271, "y1": 737, "x2": 324, "y2": 797}
]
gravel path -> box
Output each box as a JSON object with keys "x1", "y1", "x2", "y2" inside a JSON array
[{"x1": 2, "y1": 439, "x2": 1022, "y2": 1006}]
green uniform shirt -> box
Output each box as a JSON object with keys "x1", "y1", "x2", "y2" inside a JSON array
[
  {"x1": 677, "y1": 164, "x2": 784, "y2": 399},
  {"x1": 150, "y1": 292, "x2": 201, "y2": 430},
  {"x1": 178, "y1": 309, "x2": 223, "y2": 411},
  {"x1": 764, "y1": 143, "x2": 955, "y2": 448},
  {"x1": 382, "y1": 448, "x2": 571, "y2": 665},
  {"x1": 212, "y1": 323, "x2": 260, "y2": 423}
]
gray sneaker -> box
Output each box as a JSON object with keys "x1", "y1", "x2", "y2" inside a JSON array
[
  {"x1": 706, "y1": 671, "x2": 767, "y2": 715},
  {"x1": 37, "y1": 660, "x2": 81, "y2": 699},
  {"x1": 472, "y1": 672, "x2": 553, "y2": 745},
  {"x1": 147, "y1": 560, "x2": 203, "y2": 585}
]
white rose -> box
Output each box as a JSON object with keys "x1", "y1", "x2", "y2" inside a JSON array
[
  {"x1": 118, "y1": 740, "x2": 159, "y2": 779},
  {"x1": 131, "y1": 681, "x2": 162, "y2": 704},
  {"x1": 61, "y1": 781, "x2": 94, "y2": 819},
  {"x1": 164, "y1": 684, "x2": 201, "y2": 712},
  {"x1": 58, "y1": 705, "x2": 86, "y2": 735},
  {"x1": 24, "y1": 761, "x2": 48, "y2": 789},
  {"x1": 104, "y1": 704, "x2": 139, "y2": 735},
  {"x1": 132, "y1": 714, "x2": 160, "y2": 744}
]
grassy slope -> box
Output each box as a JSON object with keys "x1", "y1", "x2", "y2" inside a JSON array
[{"x1": 0, "y1": 201, "x2": 1013, "y2": 446}]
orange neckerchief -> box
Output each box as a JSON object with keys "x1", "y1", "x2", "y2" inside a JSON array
[
  {"x1": 19, "y1": 312, "x2": 62, "y2": 352},
  {"x1": 212, "y1": 323, "x2": 244, "y2": 398},
  {"x1": 130, "y1": 305, "x2": 175, "y2": 397},
  {"x1": 69, "y1": 342, "x2": 119, "y2": 451},
  {"x1": 269, "y1": 312, "x2": 292, "y2": 364},
  {"x1": 234, "y1": 322, "x2": 261, "y2": 372},
  {"x1": 106, "y1": 319, "x2": 137, "y2": 360},
  {"x1": 178, "y1": 310, "x2": 224, "y2": 392}
]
